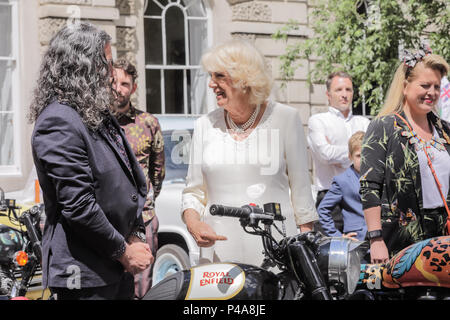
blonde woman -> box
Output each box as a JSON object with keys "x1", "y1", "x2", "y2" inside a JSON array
[
  {"x1": 360, "y1": 47, "x2": 450, "y2": 264},
  {"x1": 181, "y1": 39, "x2": 317, "y2": 267}
]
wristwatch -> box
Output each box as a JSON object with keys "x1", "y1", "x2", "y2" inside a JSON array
[
  {"x1": 367, "y1": 229, "x2": 383, "y2": 240},
  {"x1": 131, "y1": 230, "x2": 147, "y2": 243}
]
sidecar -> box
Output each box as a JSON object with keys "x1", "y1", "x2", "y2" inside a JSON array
[
  {"x1": 358, "y1": 235, "x2": 450, "y2": 291},
  {"x1": 144, "y1": 262, "x2": 284, "y2": 300}
]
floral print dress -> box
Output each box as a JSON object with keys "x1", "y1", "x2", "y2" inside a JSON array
[{"x1": 360, "y1": 111, "x2": 450, "y2": 255}]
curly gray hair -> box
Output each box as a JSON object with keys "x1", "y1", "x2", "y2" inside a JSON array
[{"x1": 28, "y1": 22, "x2": 113, "y2": 130}]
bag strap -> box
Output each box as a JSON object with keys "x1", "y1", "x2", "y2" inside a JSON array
[{"x1": 395, "y1": 112, "x2": 450, "y2": 235}]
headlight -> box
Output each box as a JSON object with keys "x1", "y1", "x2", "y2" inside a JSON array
[{"x1": 316, "y1": 238, "x2": 368, "y2": 295}]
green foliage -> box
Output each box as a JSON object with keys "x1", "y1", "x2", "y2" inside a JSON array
[{"x1": 272, "y1": 0, "x2": 450, "y2": 115}]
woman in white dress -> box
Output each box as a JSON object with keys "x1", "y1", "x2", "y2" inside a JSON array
[{"x1": 182, "y1": 39, "x2": 318, "y2": 267}]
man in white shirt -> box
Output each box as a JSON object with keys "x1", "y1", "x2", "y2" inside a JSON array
[{"x1": 307, "y1": 71, "x2": 370, "y2": 233}]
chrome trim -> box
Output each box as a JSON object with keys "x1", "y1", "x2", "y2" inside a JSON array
[
  {"x1": 327, "y1": 238, "x2": 364, "y2": 295},
  {"x1": 328, "y1": 238, "x2": 349, "y2": 286}
]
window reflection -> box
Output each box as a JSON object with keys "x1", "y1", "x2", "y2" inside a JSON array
[
  {"x1": 146, "y1": 69, "x2": 162, "y2": 114},
  {"x1": 164, "y1": 70, "x2": 184, "y2": 114},
  {"x1": 165, "y1": 6, "x2": 185, "y2": 66},
  {"x1": 144, "y1": 17, "x2": 162, "y2": 65}
]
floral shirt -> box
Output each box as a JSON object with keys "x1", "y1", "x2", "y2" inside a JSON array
[
  {"x1": 116, "y1": 105, "x2": 165, "y2": 222},
  {"x1": 360, "y1": 111, "x2": 450, "y2": 250}
]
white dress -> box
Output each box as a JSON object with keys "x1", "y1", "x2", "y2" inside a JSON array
[{"x1": 181, "y1": 100, "x2": 318, "y2": 267}]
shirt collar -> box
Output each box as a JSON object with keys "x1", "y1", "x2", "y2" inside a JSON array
[{"x1": 328, "y1": 106, "x2": 353, "y2": 121}]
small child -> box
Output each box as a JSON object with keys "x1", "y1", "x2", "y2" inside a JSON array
[{"x1": 317, "y1": 131, "x2": 367, "y2": 241}]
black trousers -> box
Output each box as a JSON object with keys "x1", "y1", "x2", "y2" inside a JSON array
[
  {"x1": 50, "y1": 272, "x2": 134, "y2": 300},
  {"x1": 313, "y1": 189, "x2": 344, "y2": 235}
]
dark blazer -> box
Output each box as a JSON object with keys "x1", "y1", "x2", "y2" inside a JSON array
[
  {"x1": 318, "y1": 166, "x2": 367, "y2": 241},
  {"x1": 32, "y1": 101, "x2": 147, "y2": 288}
]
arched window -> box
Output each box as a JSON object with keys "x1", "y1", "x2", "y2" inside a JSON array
[{"x1": 144, "y1": 0, "x2": 210, "y2": 115}]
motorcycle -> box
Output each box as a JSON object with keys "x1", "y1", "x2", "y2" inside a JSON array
[
  {"x1": 145, "y1": 202, "x2": 450, "y2": 300},
  {"x1": 0, "y1": 187, "x2": 46, "y2": 300}
]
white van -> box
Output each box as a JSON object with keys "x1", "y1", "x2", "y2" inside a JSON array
[{"x1": 152, "y1": 115, "x2": 200, "y2": 286}]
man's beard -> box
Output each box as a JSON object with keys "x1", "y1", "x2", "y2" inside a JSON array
[{"x1": 111, "y1": 94, "x2": 131, "y2": 115}]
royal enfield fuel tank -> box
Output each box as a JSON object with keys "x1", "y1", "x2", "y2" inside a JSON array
[
  {"x1": 145, "y1": 262, "x2": 279, "y2": 300},
  {"x1": 359, "y1": 236, "x2": 450, "y2": 290}
]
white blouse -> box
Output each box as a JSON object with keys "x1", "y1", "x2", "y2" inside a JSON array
[
  {"x1": 417, "y1": 126, "x2": 450, "y2": 209},
  {"x1": 181, "y1": 101, "x2": 318, "y2": 267}
]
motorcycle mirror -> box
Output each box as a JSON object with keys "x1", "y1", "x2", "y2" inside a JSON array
[{"x1": 263, "y1": 203, "x2": 285, "y2": 221}]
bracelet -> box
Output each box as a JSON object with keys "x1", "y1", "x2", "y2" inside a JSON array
[{"x1": 131, "y1": 230, "x2": 147, "y2": 243}]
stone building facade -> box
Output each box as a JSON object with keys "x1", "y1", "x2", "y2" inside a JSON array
[{"x1": 2, "y1": 0, "x2": 327, "y2": 192}]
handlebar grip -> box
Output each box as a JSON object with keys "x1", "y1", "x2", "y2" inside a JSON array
[
  {"x1": 209, "y1": 204, "x2": 252, "y2": 219},
  {"x1": 19, "y1": 206, "x2": 43, "y2": 262}
]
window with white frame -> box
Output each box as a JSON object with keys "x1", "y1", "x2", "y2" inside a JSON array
[
  {"x1": 0, "y1": 0, "x2": 20, "y2": 174},
  {"x1": 144, "y1": 0, "x2": 210, "y2": 115}
]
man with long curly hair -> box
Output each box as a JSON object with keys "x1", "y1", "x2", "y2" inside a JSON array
[{"x1": 29, "y1": 22, "x2": 153, "y2": 300}]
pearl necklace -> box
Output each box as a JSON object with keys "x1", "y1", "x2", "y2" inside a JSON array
[{"x1": 226, "y1": 104, "x2": 260, "y2": 133}]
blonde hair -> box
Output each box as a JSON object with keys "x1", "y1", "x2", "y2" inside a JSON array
[
  {"x1": 348, "y1": 131, "x2": 365, "y2": 155},
  {"x1": 377, "y1": 54, "x2": 449, "y2": 118},
  {"x1": 201, "y1": 39, "x2": 273, "y2": 106}
]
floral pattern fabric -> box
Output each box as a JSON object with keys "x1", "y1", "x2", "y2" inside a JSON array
[
  {"x1": 360, "y1": 111, "x2": 450, "y2": 254},
  {"x1": 117, "y1": 105, "x2": 165, "y2": 222}
]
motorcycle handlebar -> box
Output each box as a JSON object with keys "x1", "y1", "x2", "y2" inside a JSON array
[
  {"x1": 209, "y1": 204, "x2": 254, "y2": 219},
  {"x1": 209, "y1": 204, "x2": 285, "y2": 222},
  {"x1": 19, "y1": 205, "x2": 43, "y2": 262}
]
